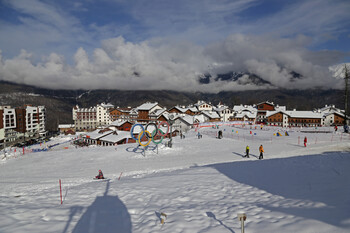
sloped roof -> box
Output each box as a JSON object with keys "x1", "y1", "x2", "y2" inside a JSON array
[
  {"x1": 323, "y1": 111, "x2": 345, "y2": 117},
  {"x1": 171, "y1": 106, "x2": 187, "y2": 113},
  {"x1": 193, "y1": 114, "x2": 206, "y2": 123},
  {"x1": 233, "y1": 105, "x2": 257, "y2": 113},
  {"x1": 202, "y1": 111, "x2": 220, "y2": 119},
  {"x1": 99, "y1": 131, "x2": 132, "y2": 143},
  {"x1": 110, "y1": 120, "x2": 131, "y2": 127},
  {"x1": 150, "y1": 108, "x2": 167, "y2": 117},
  {"x1": 194, "y1": 100, "x2": 212, "y2": 107},
  {"x1": 235, "y1": 112, "x2": 257, "y2": 118},
  {"x1": 178, "y1": 115, "x2": 194, "y2": 125},
  {"x1": 318, "y1": 105, "x2": 340, "y2": 113},
  {"x1": 286, "y1": 111, "x2": 323, "y2": 118},
  {"x1": 99, "y1": 103, "x2": 114, "y2": 108},
  {"x1": 256, "y1": 101, "x2": 274, "y2": 106},
  {"x1": 265, "y1": 110, "x2": 286, "y2": 118},
  {"x1": 275, "y1": 106, "x2": 286, "y2": 111},
  {"x1": 137, "y1": 102, "x2": 159, "y2": 111},
  {"x1": 58, "y1": 124, "x2": 75, "y2": 128},
  {"x1": 85, "y1": 129, "x2": 114, "y2": 140},
  {"x1": 213, "y1": 105, "x2": 229, "y2": 112}
]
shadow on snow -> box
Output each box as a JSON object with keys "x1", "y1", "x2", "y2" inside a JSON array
[
  {"x1": 207, "y1": 152, "x2": 350, "y2": 228},
  {"x1": 63, "y1": 180, "x2": 131, "y2": 233}
]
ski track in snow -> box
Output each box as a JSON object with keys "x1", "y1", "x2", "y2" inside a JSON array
[{"x1": 0, "y1": 125, "x2": 350, "y2": 232}]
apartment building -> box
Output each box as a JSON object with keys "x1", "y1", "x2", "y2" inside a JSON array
[
  {"x1": 73, "y1": 103, "x2": 114, "y2": 131},
  {"x1": 0, "y1": 105, "x2": 46, "y2": 148}
]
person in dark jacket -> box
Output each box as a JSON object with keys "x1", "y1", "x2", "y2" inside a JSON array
[{"x1": 95, "y1": 170, "x2": 104, "y2": 179}]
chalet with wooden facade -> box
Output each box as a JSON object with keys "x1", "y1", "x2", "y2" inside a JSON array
[
  {"x1": 110, "y1": 120, "x2": 133, "y2": 131},
  {"x1": 109, "y1": 107, "x2": 132, "y2": 121}
]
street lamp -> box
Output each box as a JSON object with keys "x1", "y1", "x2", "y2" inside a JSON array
[{"x1": 168, "y1": 115, "x2": 175, "y2": 148}]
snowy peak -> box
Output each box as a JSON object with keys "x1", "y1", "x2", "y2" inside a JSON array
[
  {"x1": 198, "y1": 72, "x2": 271, "y2": 86},
  {"x1": 329, "y1": 63, "x2": 350, "y2": 79}
]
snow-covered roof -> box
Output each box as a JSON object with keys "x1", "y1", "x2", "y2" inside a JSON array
[
  {"x1": 256, "y1": 101, "x2": 274, "y2": 106},
  {"x1": 186, "y1": 107, "x2": 199, "y2": 113},
  {"x1": 202, "y1": 111, "x2": 220, "y2": 119},
  {"x1": 193, "y1": 114, "x2": 206, "y2": 123},
  {"x1": 150, "y1": 108, "x2": 167, "y2": 117},
  {"x1": 194, "y1": 100, "x2": 212, "y2": 107},
  {"x1": 275, "y1": 106, "x2": 286, "y2": 111},
  {"x1": 99, "y1": 103, "x2": 114, "y2": 108},
  {"x1": 99, "y1": 131, "x2": 132, "y2": 143},
  {"x1": 233, "y1": 105, "x2": 257, "y2": 113},
  {"x1": 177, "y1": 115, "x2": 194, "y2": 125},
  {"x1": 110, "y1": 120, "x2": 131, "y2": 127},
  {"x1": 265, "y1": 110, "x2": 285, "y2": 118},
  {"x1": 235, "y1": 112, "x2": 256, "y2": 119},
  {"x1": 137, "y1": 102, "x2": 159, "y2": 111},
  {"x1": 323, "y1": 111, "x2": 345, "y2": 117},
  {"x1": 58, "y1": 124, "x2": 75, "y2": 128},
  {"x1": 317, "y1": 105, "x2": 341, "y2": 113},
  {"x1": 286, "y1": 111, "x2": 323, "y2": 118},
  {"x1": 171, "y1": 106, "x2": 187, "y2": 113},
  {"x1": 84, "y1": 129, "x2": 114, "y2": 140},
  {"x1": 213, "y1": 105, "x2": 229, "y2": 112}
]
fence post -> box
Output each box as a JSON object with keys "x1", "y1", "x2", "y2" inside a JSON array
[{"x1": 59, "y1": 179, "x2": 63, "y2": 204}]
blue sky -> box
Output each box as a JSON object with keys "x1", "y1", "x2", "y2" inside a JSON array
[{"x1": 0, "y1": 0, "x2": 349, "y2": 91}]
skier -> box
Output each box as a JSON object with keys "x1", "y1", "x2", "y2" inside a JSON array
[
  {"x1": 95, "y1": 169, "x2": 104, "y2": 179},
  {"x1": 245, "y1": 145, "x2": 250, "y2": 158},
  {"x1": 334, "y1": 125, "x2": 338, "y2": 132},
  {"x1": 259, "y1": 145, "x2": 264, "y2": 159},
  {"x1": 304, "y1": 136, "x2": 307, "y2": 147}
]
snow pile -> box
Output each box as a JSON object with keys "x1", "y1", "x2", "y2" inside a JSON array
[{"x1": 0, "y1": 125, "x2": 350, "y2": 232}]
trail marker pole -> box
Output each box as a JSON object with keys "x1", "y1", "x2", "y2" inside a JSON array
[
  {"x1": 59, "y1": 179, "x2": 63, "y2": 204},
  {"x1": 118, "y1": 172, "x2": 123, "y2": 180},
  {"x1": 237, "y1": 213, "x2": 247, "y2": 233}
]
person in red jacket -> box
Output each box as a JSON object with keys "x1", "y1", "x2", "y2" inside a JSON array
[
  {"x1": 304, "y1": 136, "x2": 307, "y2": 147},
  {"x1": 95, "y1": 170, "x2": 104, "y2": 179}
]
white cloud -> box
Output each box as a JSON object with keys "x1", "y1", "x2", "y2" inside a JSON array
[{"x1": 0, "y1": 34, "x2": 345, "y2": 92}]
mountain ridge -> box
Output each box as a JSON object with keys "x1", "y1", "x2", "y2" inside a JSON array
[{"x1": 0, "y1": 80, "x2": 346, "y2": 131}]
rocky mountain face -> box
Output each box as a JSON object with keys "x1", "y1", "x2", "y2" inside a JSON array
[{"x1": 0, "y1": 80, "x2": 346, "y2": 131}]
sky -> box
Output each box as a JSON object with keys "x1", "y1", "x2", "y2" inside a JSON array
[{"x1": 0, "y1": 0, "x2": 349, "y2": 92}]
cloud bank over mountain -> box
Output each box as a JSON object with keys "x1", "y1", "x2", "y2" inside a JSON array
[
  {"x1": 0, "y1": 0, "x2": 349, "y2": 92},
  {"x1": 0, "y1": 35, "x2": 346, "y2": 92}
]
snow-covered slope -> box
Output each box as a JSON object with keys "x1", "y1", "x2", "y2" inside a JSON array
[
  {"x1": 1, "y1": 125, "x2": 350, "y2": 233},
  {"x1": 329, "y1": 63, "x2": 350, "y2": 79}
]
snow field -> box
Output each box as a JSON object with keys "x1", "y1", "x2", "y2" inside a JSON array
[{"x1": 0, "y1": 125, "x2": 350, "y2": 232}]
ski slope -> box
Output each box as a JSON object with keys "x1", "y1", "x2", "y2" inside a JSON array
[{"x1": 1, "y1": 125, "x2": 350, "y2": 233}]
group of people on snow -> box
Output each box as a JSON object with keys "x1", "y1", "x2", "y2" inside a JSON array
[{"x1": 244, "y1": 145, "x2": 264, "y2": 159}]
